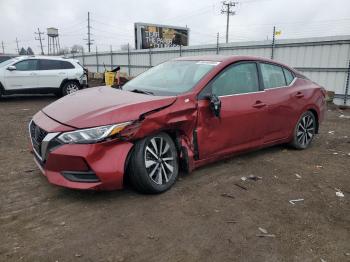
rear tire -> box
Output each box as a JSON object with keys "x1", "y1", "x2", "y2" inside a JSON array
[
  {"x1": 0, "y1": 83, "x2": 4, "y2": 100},
  {"x1": 61, "y1": 81, "x2": 80, "y2": 96},
  {"x1": 290, "y1": 111, "x2": 316, "y2": 149},
  {"x1": 129, "y1": 132, "x2": 178, "y2": 194}
]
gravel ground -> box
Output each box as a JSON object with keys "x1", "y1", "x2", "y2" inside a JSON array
[{"x1": 0, "y1": 95, "x2": 349, "y2": 262}]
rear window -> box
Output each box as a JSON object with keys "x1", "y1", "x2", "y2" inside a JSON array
[
  {"x1": 260, "y1": 63, "x2": 286, "y2": 89},
  {"x1": 39, "y1": 59, "x2": 75, "y2": 70},
  {"x1": 283, "y1": 68, "x2": 295, "y2": 85},
  {"x1": 61, "y1": 61, "x2": 75, "y2": 69}
]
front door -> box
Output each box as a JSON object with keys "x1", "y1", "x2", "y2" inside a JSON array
[
  {"x1": 196, "y1": 62, "x2": 268, "y2": 159},
  {"x1": 3, "y1": 59, "x2": 39, "y2": 90}
]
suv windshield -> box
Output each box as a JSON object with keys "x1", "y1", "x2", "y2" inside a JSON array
[{"x1": 123, "y1": 60, "x2": 218, "y2": 96}]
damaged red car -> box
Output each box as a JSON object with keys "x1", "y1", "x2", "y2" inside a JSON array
[{"x1": 29, "y1": 55, "x2": 326, "y2": 193}]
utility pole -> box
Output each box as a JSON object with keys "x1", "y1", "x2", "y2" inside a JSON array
[
  {"x1": 86, "y1": 12, "x2": 93, "y2": 52},
  {"x1": 35, "y1": 28, "x2": 45, "y2": 55},
  {"x1": 221, "y1": 1, "x2": 237, "y2": 43},
  {"x1": 15, "y1": 38, "x2": 20, "y2": 54},
  {"x1": 1, "y1": 41, "x2": 4, "y2": 54},
  {"x1": 216, "y1": 32, "x2": 220, "y2": 54},
  {"x1": 271, "y1": 26, "x2": 276, "y2": 59}
]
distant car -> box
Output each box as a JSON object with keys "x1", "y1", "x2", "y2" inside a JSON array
[
  {"x1": 0, "y1": 56, "x2": 88, "y2": 98},
  {"x1": 29, "y1": 55, "x2": 326, "y2": 193}
]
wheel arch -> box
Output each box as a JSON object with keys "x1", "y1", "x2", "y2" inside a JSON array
[
  {"x1": 59, "y1": 78, "x2": 81, "y2": 89},
  {"x1": 307, "y1": 108, "x2": 319, "y2": 134},
  {"x1": 124, "y1": 128, "x2": 192, "y2": 179},
  {"x1": 160, "y1": 129, "x2": 192, "y2": 173}
]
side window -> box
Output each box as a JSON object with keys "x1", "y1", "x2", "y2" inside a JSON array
[
  {"x1": 211, "y1": 63, "x2": 259, "y2": 96},
  {"x1": 260, "y1": 63, "x2": 286, "y2": 89},
  {"x1": 61, "y1": 61, "x2": 75, "y2": 69},
  {"x1": 39, "y1": 59, "x2": 62, "y2": 70},
  {"x1": 14, "y1": 60, "x2": 38, "y2": 71},
  {"x1": 283, "y1": 68, "x2": 294, "y2": 85}
]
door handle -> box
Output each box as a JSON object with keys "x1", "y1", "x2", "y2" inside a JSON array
[
  {"x1": 58, "y1": 72, "x2": 65, "y2": 75},
  {"x1": 295, "y1": 92, "x2": 304, "y2": 98},
  {"x1": 252, "y1": 100, "x2": 267, "y2": 109},
  {"x1": 30, "y1": 73, "x2": 37, "y2": 76}
]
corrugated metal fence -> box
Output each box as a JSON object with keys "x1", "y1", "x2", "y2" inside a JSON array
[{"x1": 71, "y1": 35, "x2": 350, "y2": 105}]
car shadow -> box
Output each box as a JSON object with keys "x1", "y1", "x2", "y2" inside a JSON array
[
  {"x1": 54, "y1": 184, "x2": 145, "y2": 203},
  {"x1": 1, "y1": 94, "x2": 57, "y2": 102},
  {"x1": 52, "y1": 144, "x2": 290, "y2": 202},
  {"x1": 183, "y1": 144, "x2": 289, "y2": 175}
]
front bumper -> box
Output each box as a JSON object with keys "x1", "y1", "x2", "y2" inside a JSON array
[
  {"x1": 80, "y1": 73, "x2": 89, "y2": 88},
  {"x1": 29, "y1": 113, "x2": 133, "y2": 190}
]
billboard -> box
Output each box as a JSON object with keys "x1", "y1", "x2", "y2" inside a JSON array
[{"x1": 134, "y1": 23, "x2": 189, "y2": 49}]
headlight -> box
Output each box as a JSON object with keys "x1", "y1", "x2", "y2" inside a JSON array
[{"x1": 57, "y1": 122, "x2": 132, "y2": 144}]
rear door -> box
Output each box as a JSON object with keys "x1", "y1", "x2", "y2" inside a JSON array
[
  {"x1": 37, "y1": 59, "x2": 68, "y2": 88},
  {"x1": 3, "y1": 59, "x2": 39, "y2": 90},
  {"x1": 196, "y1": 62, "x2": 268, "y2": 159},
  {"x1": 258, "y1": 63, "x2": 296, "y2": 142}
]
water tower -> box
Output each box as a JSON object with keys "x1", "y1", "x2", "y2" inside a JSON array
[{"x1": 47, "y1": 27, "x2": 60, "y2": 55}]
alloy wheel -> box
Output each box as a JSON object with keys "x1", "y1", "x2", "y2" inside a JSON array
[
  {"x1": 144, "y1": 136, "x2": 175, "y2": 185},
  {"x1": 296, "y1": 114, "x2": 315, "y2": 147},
  {"x1": 66, "y1": 83, "x2": 79, "y2": 94}
]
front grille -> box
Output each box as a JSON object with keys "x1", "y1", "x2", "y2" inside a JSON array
[{"x1": 30, "y1": 121, "x2": 48, "y2": 159}]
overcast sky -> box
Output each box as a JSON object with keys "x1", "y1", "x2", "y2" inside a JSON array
[{"x1": 1, "y1": 0, "x2": 350, "y2": 54}]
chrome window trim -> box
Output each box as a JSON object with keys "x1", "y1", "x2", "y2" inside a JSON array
[
  {"x1": 264, "y1": 77, "x2": 297, "y2": 90},
  {"x1": 218, "y1": 90, "x2": 265, "y2": 98},
  {"x1": 217, "y1": 77, "x2": 297, "y2": 97}
]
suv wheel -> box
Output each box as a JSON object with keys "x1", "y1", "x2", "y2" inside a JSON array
[
  {"x1": 290, "y1": 111, "x2": 316, "y2": 149},
  {"x1": 0, "y1": 83, "x2": 3, "y2": 99},
  {"x1": 62, "y1": 81, "x2": 80, "y2": 96},
  {"x1": 129, "y1": 132, "x2": 179, "y2": 194}
]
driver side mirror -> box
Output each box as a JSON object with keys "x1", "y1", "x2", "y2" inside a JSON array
[
  {"x1": 206, "y1": 94, "x2": 221, "y2": 118},
  {"x1": 7, "y1": 65, "x2": 16, "y2": 71}
]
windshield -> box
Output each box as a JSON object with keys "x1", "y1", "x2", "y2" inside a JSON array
[
  {"x1": 123, "y1": 60, "x2": 218, "y2": 96},
  {"x1": 0, "y1": 58, "x2": 19, "y2": 68},
  {"x1": 0, "y1": 58, "x2": 18, "y2": 67}
]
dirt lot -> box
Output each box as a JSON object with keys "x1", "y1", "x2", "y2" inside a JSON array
[{"x1": 0, "y1": 95, "x2": 349, "y2": 262}]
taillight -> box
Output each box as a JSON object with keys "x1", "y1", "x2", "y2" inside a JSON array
[{"x1": 321, "y1": 87, "x2": 327, "y2": 98}]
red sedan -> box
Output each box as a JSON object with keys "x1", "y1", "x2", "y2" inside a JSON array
[{"x1": 29, "y1": 56, "x2": 326, "y2": 193}]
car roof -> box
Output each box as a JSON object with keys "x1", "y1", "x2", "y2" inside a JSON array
[
  {"x1": 174, "y1": 55, "x2": 275, "y2": 63},
  {"x1": 174, "y1": 55, "x2": 296, "y2": 72},
  {"x1": 16, "y1": 55, "x2": 75, "y2": 61}
]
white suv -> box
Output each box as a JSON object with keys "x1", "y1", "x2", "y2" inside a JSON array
[{"x1": 0, "y1": 56, "x2": 88, "y2": 98}]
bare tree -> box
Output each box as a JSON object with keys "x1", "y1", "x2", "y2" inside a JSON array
[{"x1": 71, "y1": 44, "x2": 84, "y2": 54}]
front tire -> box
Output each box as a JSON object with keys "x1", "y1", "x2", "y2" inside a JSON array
[
  {"x1": 129, "y1": 132, "x2": 179, "y2": 194},
  {"x1": 61, "y1": 81, "x2": 80, "y2": 96},
  {"x1": 290, "y1": 111, "x2": 316, "y2": 149}
]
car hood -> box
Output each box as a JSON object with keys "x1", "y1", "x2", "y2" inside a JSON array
[{"x1": 42, "y1": 86, "x2": 177, "y2": 128}]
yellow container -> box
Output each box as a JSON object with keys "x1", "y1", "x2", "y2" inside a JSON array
[{"x1": 105, "y1": 72, "x2": 116, "y2": 86}]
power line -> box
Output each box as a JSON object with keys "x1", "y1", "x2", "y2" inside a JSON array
[
  {"x1": 221, "y1": 1, "x2": 238, "y2": 43},
  {"x1": 34, "y1": 28, "x2": 45, "y2": 55}
]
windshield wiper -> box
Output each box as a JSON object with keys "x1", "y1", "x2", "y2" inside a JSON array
[{"x1": 130, "y1": 89, "x2": 154, "y2": 95}]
